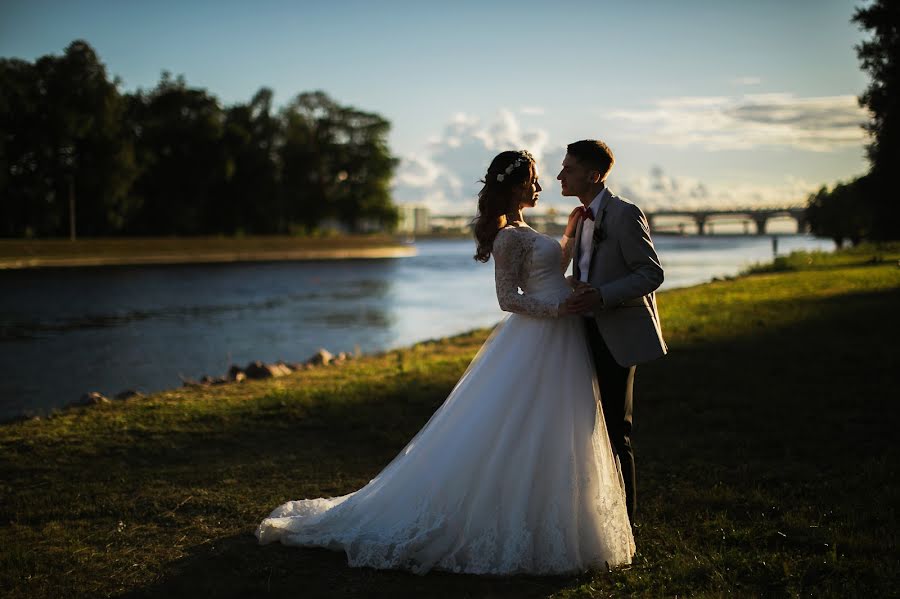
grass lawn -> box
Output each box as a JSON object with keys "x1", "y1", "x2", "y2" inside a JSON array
[{"x1": 1, "y1": 244, "x2": 898, "y2": 598}]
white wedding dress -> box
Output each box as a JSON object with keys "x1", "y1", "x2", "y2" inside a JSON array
[{"x1": 256, "y1": 225, "x2": 635, "y2": 574}]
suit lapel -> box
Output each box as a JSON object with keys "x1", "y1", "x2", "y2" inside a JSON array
[
  {"x1": 586, "y1": 206, "x2": 607, "y2": 278},
  {"x1": 573, "y1": 214, "x2": 584, "y2": 280}
]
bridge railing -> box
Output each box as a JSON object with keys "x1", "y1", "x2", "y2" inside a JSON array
[{"x1": 646, "y1": 208, "x2": 807, "y2": 235}]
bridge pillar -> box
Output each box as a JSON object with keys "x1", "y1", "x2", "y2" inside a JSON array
[
  {"x1": 695, "y1": 215, "x2": 707, "y2": 235},
  {"x1": 795, "y1": 215, "x2": 809, "y2": 233},
  {"x1": 753, "y1": 216, "x2": 768, "y2": 235}
]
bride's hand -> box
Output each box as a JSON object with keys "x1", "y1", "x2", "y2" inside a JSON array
[{"x1": 564, "y1": 206, "x2": 583, "y2": 238}]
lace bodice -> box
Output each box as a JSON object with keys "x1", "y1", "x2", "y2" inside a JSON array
[{"x1": 491, "y1": 226, "x2": 575, "y2": 318}]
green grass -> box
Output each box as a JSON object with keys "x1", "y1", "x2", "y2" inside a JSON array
[
  {"x1": 741, "y1": 241, "x2": 900, "y2": 274},
  {"x1": 1, "y1": 246, "x2": 898, "y2": 598}
]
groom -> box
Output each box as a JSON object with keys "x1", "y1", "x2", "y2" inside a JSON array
[{"x1": 559, "y1": 139, "x2": 667, "y2": 525}]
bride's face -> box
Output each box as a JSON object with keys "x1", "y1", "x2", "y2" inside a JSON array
[{"x1": 517, "y1": 166, "x2": 542, "y2": 209}]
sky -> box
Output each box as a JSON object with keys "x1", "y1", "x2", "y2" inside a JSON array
[{"x1": 0, "y1": 0, "x2": 873, "y2": 215}]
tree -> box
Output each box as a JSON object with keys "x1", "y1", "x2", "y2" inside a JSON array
[
  {"x1": 1, "y1": 41, "x2": 399, "y2": 237},
  {"x1": 124, "y1": 73, "x2": 226, "y2": 235},
  {"x1": 853, "y1": 0, "x2": 900, "y2": 240},
  {"x1": 218, "y1": 88, "x2": 282, "y2": 234},
  {"x1": 279, "y1": 91, "x2": 398, "y2": 232},
  {"x1": 0, "y1": 40, "x2": 136, "y2": 237},
  {"x1": 0, "y1": 57, "x2": 46, "y2": 236},
  {"x1": 806, "y1": 177, "x2": 873, "y2": 247}
]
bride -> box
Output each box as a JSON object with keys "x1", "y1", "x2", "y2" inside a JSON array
[{"x1": 256, "y1": 150, "x2": 635, "y2": 575}]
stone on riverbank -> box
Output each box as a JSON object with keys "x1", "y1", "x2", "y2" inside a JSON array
[
  {"x1": 226, "y1": 365, "x2": 247, "y2": 383},
  {"x1": 71, "y1": 392, "x2": 110, "y2": 407},
  {"x1": 115, "y1": 389, "x2": 144, "y2": 401},
  {"x1": 307, "y1": 349, "x2": 333, "y2": 366},
  {"x1": 245, "y1": 361, "x2": 291, "y2": 379},
  {"x1": 274, "y1": 361, "x2": 294, "y2": 374}
]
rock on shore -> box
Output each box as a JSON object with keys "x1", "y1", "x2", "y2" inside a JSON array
[{"x1": 69, "y1": 347, "x2": 355, "y2": 411}]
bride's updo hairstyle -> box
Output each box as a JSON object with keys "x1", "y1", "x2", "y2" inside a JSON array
[{"x1": 473, "y1": 150, "x2": 535, "y2": 262}]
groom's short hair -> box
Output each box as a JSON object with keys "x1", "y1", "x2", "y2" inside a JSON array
[{"x1": 567, "y1": 140, "x2": 615, "y2": 181}]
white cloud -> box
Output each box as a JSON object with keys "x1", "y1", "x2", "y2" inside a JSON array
[
  {"x1": 730, "y1": 76, "x2": 762, "y2": 86},
  {"x1": 610, "y1": 93, "x2": 868, "y2": 152},
  {"x1": 614, "y1": 166, "x2": 818, "y2": 212},
  {"x1": 519, "y1": 106, "x2": 545, "y2": 115},
  {"x1": 392, "y1": 110, "x2": 552, "y2": 214},
  {"x1": 393, "y1": 155, "x2": 440, "y2": 188},
  {"x1": 392, "y1": 105, "x2": 841, "y2": 215}
]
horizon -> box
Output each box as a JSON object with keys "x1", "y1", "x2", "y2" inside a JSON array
[{"x1": 0, "y1": 0, "x2": 872, "y2": 215}]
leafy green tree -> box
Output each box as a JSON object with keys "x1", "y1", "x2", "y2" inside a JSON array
[
  {"x1": 853, "y1": 0, "x2": 900, "y2": 240},
  {"x1": 806, "y1": 177, "x2": 873, "y2": 247},
  {"x1": 218, "y1": 88, "x2": 282, "y2": 234},
  {"x1": 0, "y1": 40, "x2": 136, "y2": 237},
  {"x1": 2, "y1": 41, "x2": 399, "y2": 237},
  {"x1": 0, "y1": 57, "x2": 45, "y2": 236},
  {"x1": 279, "y1": 91, "x2": 398, "y2": 232},
  {"x1": 124, "y1": 73, "x2": 226, "y2": 234}
]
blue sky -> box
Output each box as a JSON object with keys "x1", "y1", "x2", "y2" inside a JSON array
[{"x1": 1, "y1": 0, "x2": 871, "y2": 214}]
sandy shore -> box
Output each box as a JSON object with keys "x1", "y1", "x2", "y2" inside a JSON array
[{"x1": 0, "y1": 237, "x2": 417, "y2": 269}]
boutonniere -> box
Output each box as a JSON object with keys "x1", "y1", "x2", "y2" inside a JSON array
[{"x1": 592, "y1": 208, "x2": 608, "y2": 245}]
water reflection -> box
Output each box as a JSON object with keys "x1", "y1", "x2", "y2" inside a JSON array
[
  {"x1": 0, "y1": 278, "x2": 399, "y2": 340},
  {"x1": 0, "y1": 260, "x2": 400, "y2": 417},
  {"x1": 321, "y1": 309, "x2": 394, "y2": 328},
  {"x1": 0, "y1": 293, "x2": 321, "y2": 340}
]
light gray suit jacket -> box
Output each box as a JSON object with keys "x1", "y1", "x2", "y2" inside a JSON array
[{"x1": 573, "y1": 190, "x2": 667, "y2": 367}]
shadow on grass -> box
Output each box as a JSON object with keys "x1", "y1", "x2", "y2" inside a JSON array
[
  {"x1": 620, "y1": 286, "x2": 899, "y2": 596},
  {"x1": 116, "y1": 533, "x2": 581, "y2": 599}
]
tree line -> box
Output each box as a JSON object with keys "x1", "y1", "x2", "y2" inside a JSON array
[
  {"x1": 0, "y1": 40, "x2": 399, "y2": 238},
  {"x1": 808, "y1": 1, "x2": 899, "y2": 245}
]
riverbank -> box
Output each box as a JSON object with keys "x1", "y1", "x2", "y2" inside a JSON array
[
  {"x1": 1, "y1": 244, "x2": 898, "y2": 597},
  {"x1": 0, "y1": 235, "x2": 416, "y2": 269}
]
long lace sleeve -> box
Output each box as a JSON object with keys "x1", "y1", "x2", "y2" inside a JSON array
[
  {"x1": 559, "y1": 235, "x2": 574, "y2": 271},
  {"x1": 492, "y1": 228, "x2": 561, "y2": 318}
]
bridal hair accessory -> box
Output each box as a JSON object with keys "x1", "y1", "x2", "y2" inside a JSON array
[{"x1": 494, "y1": 151, "x2": 532, "y2": 182}]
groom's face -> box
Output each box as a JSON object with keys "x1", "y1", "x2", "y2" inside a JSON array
[{"x1": 557, "y1": 154, "x2": 596, "y2": 198}]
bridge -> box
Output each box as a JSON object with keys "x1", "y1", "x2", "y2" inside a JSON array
[
  {"x1": 425, "y1": 207, "x2": 808, "y2": 236},
  {"x1": 645, "y1": 208, "x2": 808, "y2": 235}
]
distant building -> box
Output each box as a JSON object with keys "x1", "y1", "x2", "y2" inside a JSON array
[
  {"x1": 429, "y1": 214, "x2": 472, "y2": 234},
  {"x1": 398, "y1": 205, "x2": 431, "y2": 234}
]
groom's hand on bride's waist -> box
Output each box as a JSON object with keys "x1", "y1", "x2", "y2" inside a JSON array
[{"x1": 562, "y1": 284, "x2": 603, "y2": 314}]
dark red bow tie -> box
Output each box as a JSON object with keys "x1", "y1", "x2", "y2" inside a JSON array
[{"x1": 580, "y1": 206, "x2": 595, "y2": 221}]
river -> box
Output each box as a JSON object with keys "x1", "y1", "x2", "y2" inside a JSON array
[{"x1": 0, "y1": 234, "x2": 834, "y2": 419}]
